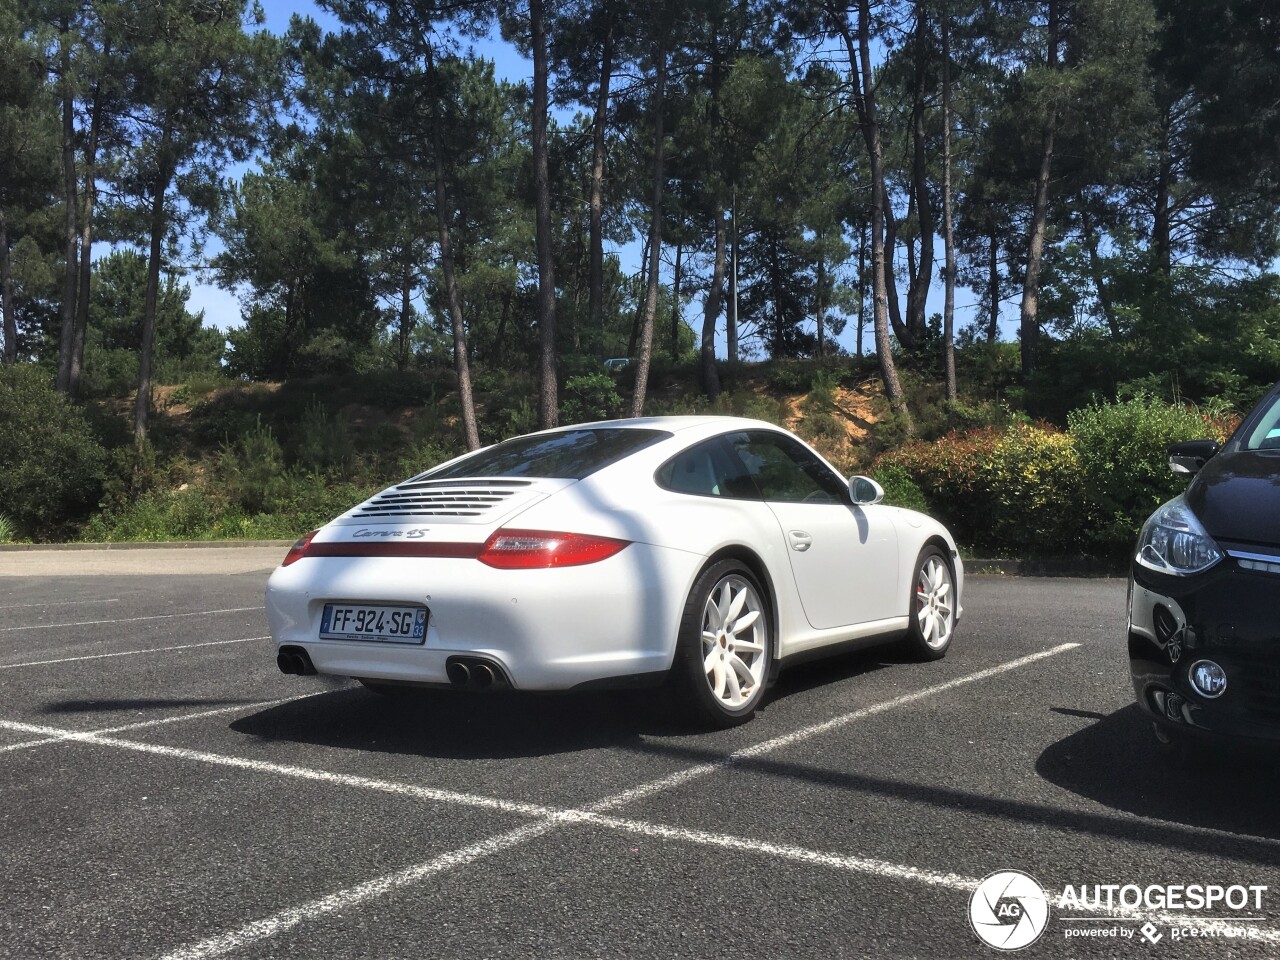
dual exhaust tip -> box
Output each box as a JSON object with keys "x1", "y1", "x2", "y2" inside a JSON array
[
  {"x1": 446, "y1": 656, "x2": 509, "y2": 691},
  {"x1": 277, "y1": 646, "x2": 507, "y2": 691},
  {"x1": 276, "y1": 646, "x2": 316, "y2": 676}
]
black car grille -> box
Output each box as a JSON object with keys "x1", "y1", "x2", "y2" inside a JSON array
[{"x1": 1223, "y1": 649, "x2": 1280, "y2": 725}]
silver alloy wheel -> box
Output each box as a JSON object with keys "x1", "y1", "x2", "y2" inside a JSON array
[
  {"x1": 915, "y1": 554, "x2": 955, "y2": 650},
  {"x1": 701, "y1": 574, "x2": 767, "y2": 708}
]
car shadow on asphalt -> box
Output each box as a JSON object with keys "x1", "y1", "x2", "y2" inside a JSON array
[
  {"x1": 40, "y1": 697, "x2": 264, "y2": 714},
  {"x1": 612, "y1": 723, "x2": 1280, "y2": 868},
  {"x1": 1035, "y1": 702, "x2": 1280, "y2": 844},
  {"x1": 227, "y1": 647, "x2": 896, "y2": 761}
]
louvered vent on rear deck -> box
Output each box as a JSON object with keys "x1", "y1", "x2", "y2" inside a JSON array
[{"x1": 350, "y1": 479, "x2": 534, "y2": 519}]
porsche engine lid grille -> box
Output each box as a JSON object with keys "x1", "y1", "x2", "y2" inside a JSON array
[{"x1": 351, "y1": 480, "x2": 534, "y2": 519}]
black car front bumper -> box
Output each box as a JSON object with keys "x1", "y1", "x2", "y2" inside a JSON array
[{"x1": 1129, "y1": 549, "x2": 1280, "y2": 741}]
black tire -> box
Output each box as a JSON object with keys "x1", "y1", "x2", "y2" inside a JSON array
[
  {"x1": 902, "y1": 545, "x2": 957, "y2": 661},
  {"x1": 669, "y1": 560, "x2": 773, "y2": 728}
]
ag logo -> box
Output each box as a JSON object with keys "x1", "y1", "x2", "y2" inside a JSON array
[{"x1": 969, "y1": 870, "x2": 1050, "y2": 950}]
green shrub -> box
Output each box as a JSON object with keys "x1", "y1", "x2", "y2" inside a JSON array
[
  {"x1": 872, "y1": 464, "x2": 929, "y2": 513},
  {"x1": 1067, "y1": 395, "x2": 1230, "y2": 551},
  {"x1": 767, "y1": 361, "x2": 813, "y2": 394},
  {"x1": 873, "y1": 396, "x2": 1242, "y2": 556},
  {"x1": 396, "y1": 439, "x2": 462, "y2": 480},
  {"x1": 80, "y1": 345, "x2": 139, "y2": 398},
  {"x1": 219, "y1": 417, "x2": 287, "y2": 514},
  {"x1": 874, "y1": 423, "x2": 1082, "y2": 553},
  {"x1": 294, "y1": 400, "x2": 353, "y2": 475},
  {"x1": 0, "y1": 365, "x2": 107, "y2": 540},
  {"x1": 561, "y1": 373, "x2": 624, "y2": 424},
  {"x1": 982, "y1": 423, "x2": 1085, "y2": 550},
  {"x1": 81, "y1": 475, "x2": 383, "y2": 543},
  {"x1": 0, "y1": 514, "x2": 15, "y2": 543},
  {"x1": 81, "y1": 487, "x2": 225, "y2": 542},
  {"x1": 708, "y1": 389, "x2": 788, "y2": 425},
  {"x1": 874, "y1": 427, "x2": 1001, "y2": 546}
]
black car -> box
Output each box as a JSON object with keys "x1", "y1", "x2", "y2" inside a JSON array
[{"x1": 1129, "y1": 380, "x2": 1280, "y2": 746}]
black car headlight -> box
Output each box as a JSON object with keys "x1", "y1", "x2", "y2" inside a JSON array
[{"x1": 1136, "y1": 495, "x2": 1223, "y2": 576}]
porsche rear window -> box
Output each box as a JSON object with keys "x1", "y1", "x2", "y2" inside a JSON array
[{"x1": 425, "y1": 428, "x2": 671, "y2": 480}]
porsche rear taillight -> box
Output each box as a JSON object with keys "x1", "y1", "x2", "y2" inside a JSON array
[
  {"x1": 282, "y1": 530, "x2": 318, "y2": 567},
  {"x1": 477, "y1": 529, "x2": 630, "y2": 569}
]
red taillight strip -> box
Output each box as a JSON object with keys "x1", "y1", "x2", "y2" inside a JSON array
[
  {"x1": 304, "y1": 542, "x2": 485, "y2": 559},
  {"x1": 477, "y1": 529, "x2": 630, "y2": 568},
  {"x1": 281, "y1": 530, "x2": 318, "y2": 567}
]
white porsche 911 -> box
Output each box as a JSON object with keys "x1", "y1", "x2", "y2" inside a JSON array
[{"x1": 266, "y1": 416, "x2": 963, "y2": 726}]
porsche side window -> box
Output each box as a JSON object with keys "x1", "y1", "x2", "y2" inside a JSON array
[
  {"x1": 727, "y1": 432, "x2": 847, "y2": 504},
  {"x1": 656, "y1": 438, "x2": 760, "y2": 499}
]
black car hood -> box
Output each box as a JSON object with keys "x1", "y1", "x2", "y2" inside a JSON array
[{"x1": 1186, "y1": 450, "x2": 1280, "y2": 547}]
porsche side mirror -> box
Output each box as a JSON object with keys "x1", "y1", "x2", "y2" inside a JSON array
[
  {"x1": 1168, "y1": 439, "x2": 1221, "y2": 477},
  {"x1": 849, "y1": 475, "x2": 885, "y2": 505}
]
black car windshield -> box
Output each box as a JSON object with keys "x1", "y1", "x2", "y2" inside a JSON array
[
  {"x1": 423, "y1": 428, "x2": 671, "y2": 480},
  {"x1": 1242, "y1": 392, "x2": 1280, "y2": 451}
]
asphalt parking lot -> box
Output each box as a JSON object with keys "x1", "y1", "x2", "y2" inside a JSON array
[{"x1": 1, "y1": 548, "x2": 1277, "y2": 959}]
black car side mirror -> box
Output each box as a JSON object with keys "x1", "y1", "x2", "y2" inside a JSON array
[{"x1": 1168, "y1": 439, "x2": 1221, "y2": 476}]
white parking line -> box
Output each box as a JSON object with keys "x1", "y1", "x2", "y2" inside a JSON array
[
  {"x1": 0, "y1": 636, "x2": 267, "y2": 671},
  {"x1": 0, "y1": 695, "x2": 316, "y2": 755},
  {"x1": 159, "y1": 821, "x2": 564, "y2": 960},
  {"x1": 0, "y1": 598, "x2": 120, "y2": 610},
  {"x1": 0, "y1": 606, "x2": 260, "y2": 633},
  {"x1": 157, "y1": 809, "x2": 1280, "y2": 960},
  {"x1": 0, "y1": 718, "x2": 567, "y2": 817},
  {"x1": 0, "y1": 643, "x2": 1080, "y2": 960},
  {"x1": 596, "y1": 642, "x2": 1083, "y2": 811},
  {"x1": 531, "y1": 813, "x2": 1280, "y2": 944}
]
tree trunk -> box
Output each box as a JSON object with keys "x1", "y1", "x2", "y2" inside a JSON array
[
  {"x1": 434, "y1": 172, "x2": 480, "y2": 450},
  {"x1": 728, "y1": 185, "x2": 739, "y2": 362},
  {"x1": 55, "y1": 23, "x2": 79, "y2": 395},
  {"x1": 588, "y1": 20, "x2": 613, "y2": 333},
  {"x1": 669, "y1": 237, "x2": 683, "y2": 360},
  {"x1": 627, "y1": 232, "x2": 650, "y2": 358},
  {"x1": 839, "y1": 2, "x2": 912, "y2": 431},
  {"x1": 135, "y1": 158, "x2": 170, "y2": 449},
  {"x1": 1081, "y1": 206, "x2": 1120, "y2": 338},
  {"x1": 424, "y1": 46, "x2": 480, "y2": 449},
  {"x1": 701, "y1": 210, "x2": 724, "y2": 401},
  {"x1": 906, "y1": 4, "x2": 934, "y2": 347},
  {"x1": 0, "y1": 210, "x2": 15, "y2": 363},
  {"x1": 815, "y1": 235, "x2": 826, "y2": 358},
  {"x1": 397, "y1": 255, "x2": 413, "y2": 371},
  {"x1": 492, "y1": 289, "x2": 512, "y2": 362},
  {"x1": 882, "y1": 198, "x2": 909, "y2": 345},
  {"x1": 70, "y1": 78, "x2": 107, "y2": 397},
  {"x1": 940, "y1": 5, "x2": 957, "y2": 403},
  {"x1": 1152, "y1": 103, "x2": 1173, "y2": 278},
  {"x1": 857, "y1": 223, "x2": 866, "y2": 356},
  {"x1": 629, "y1": 46, "x2": 666, "y2": 418},
  {"x1": 1019, "y1": 0, "x2": 1060, "y2": 378},
  {"x1": 987, "y1": 232, "x2": 1000, "y2": 343},
  {"x1": 531, "y1": 0, "x2": 558, "y2": 429}
]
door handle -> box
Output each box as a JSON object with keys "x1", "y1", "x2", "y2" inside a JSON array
[{"x1": 788, "y1": 531, "x2": 812, "y2": 552}]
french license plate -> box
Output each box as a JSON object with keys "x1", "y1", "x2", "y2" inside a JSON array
[{"x1": 319, "y1": 603, "x2": 428, "y2": 643}]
